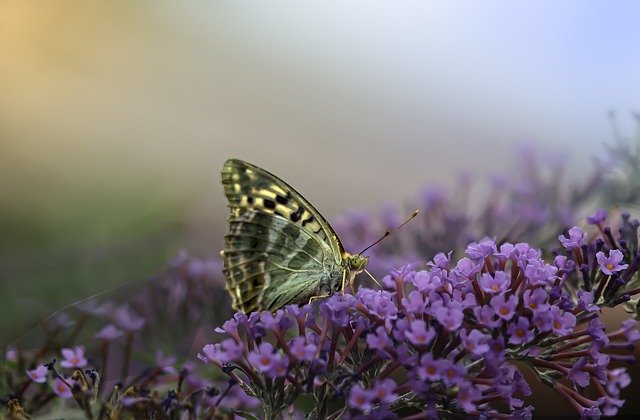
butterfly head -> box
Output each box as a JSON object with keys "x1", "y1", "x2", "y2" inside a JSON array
[{"x1": 346, "y1": 253, "x2": 369, "y2": 273}]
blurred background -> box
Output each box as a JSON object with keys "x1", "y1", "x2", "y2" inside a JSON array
[{"x1": 1, "y1": 1, "x2": 639, "y2": 349}]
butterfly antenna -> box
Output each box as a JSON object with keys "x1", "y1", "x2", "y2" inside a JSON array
[{"x1": 359, "y1": 210, "x2": 419, "y2": 255}]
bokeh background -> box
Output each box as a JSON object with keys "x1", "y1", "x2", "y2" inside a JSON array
[{"x1": 1, "y1": 0, "x2": 639, "y2": 397}]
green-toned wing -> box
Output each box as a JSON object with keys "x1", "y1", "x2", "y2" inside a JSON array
[
  {"x1": 224, "y1": 209, "x2": 343, "y2": 312},
  {"x1": 221, "y1": 159, "x2": 346, "y2": 313}
]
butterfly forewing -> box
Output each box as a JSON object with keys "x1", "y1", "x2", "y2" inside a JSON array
[{"x1": 221, "y1": 159, "x2": 348, "y2": 313}]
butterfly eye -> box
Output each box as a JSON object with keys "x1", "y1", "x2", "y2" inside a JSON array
[{"x1": 349, "y1": 255, "x2": 369, "y2": 272}]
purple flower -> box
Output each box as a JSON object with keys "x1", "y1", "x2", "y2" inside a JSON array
[
  {"x1": 596, "y1": 249, "x2": 629, "y2": 275},
  {"x1": 357, "y1": 289, "x2": 398, "y2": 320},
  {"x1": 417, "y1": 353, "x2": 444, "y2": 382},
  {"x1": 285, "y1": 304, "x2": 314, "y2": 328},
  {"x1": 348, "y1": 383, "x2": 375, "y2": 412},
  {"x1": 507, "y1": 316, "x2": 535, "y2": 345},
  {"x1": 558, "y1": 226, "x2": 585, "y2": 250},
  {"x1": 388, "y1": 317, "x2": 410, "y2": 341},
  {"x1": 288, "y1": 337, "x2": 316, "y2": 362},
  {"x1": 586, "y1": 208, "x2": 608, "y2": 225},
  {"x1": 451, "y1": 258, "x2": 483, "y2": 281},
  {"x1": 402, "y1": 290, "x2": 429, "y2": 315},
  {"x1": 554, "y1": 255, "x2": 575, "y2": 273},
  {"x1": 428, "y1": 252, "x2": 452, "y2": 269},
  {"x1": 432, "y1": 301, "x2": 464, "y2": 331},
  {"x1": 381, "y1": 265, "x2": 415, "y2": 289},
  {"x1": 404, "y1": 320, "x2": 436, "y2": 346},
  {"x1": 260, "y1": 310, "x2": 293, "y2": 332},
  {"x1": 441, "y1": 360, "x2": 467, "y2": 386},
  {"x1": 457, "y1": 382, "x2": 481, "y2": 412},
  {"x1": 478, "y1": 272, "x2": 510, "y2": 295},
  {"x1": 52, "y1": 377, "x2": 72, "y2": 399},
  {"x1": 366, "y1": 325, "x2": 393, "y2": 354},
  {"x1": 215, "y1": 314, "x2": 243, "y2": 335},
  {"x1": 486, "y1": 337, "x2": 506, "y2": 362},
  {"x1": 522, "y1": 288, "x2": 550, "y2": 314},
  {"x1": 491, "y1": 294, "x2": 519, "y2": 321},
  {"x1": 494, "y1": 242, "x2": 516, "y2": 261},
  {"x1": 585, "y1": 318, "x2": 609, "y2": 346},
  {"x1": 412, "y1": 270, "x2": 447, "y2": 293},
  {"x1": 110, "y1": 304, "x2": 145, "y2": 331},
  {"x1": 198, "y1": 344, "x2": 218, "y2": 363},
  {"x1": 247, "y1": 342, "x2": 289, "y2": 378},
  {"x1": 466, "y1": 237, "x2": 497, "y2": 260},
  {"x1": 199, "y1": 338, "x2": 245, "y2": 364},
  {"x1": 532, "y1": 309, "x2": 554, "y2": 332},
  {"x1": 320, "y1": 297, "x2": 350, "y2": 328},
  {"x1": 576, "y1": 291, "x2": 599, "y2": 313},
  {"x1": 95, "y1": 324, "x2": 124, "y2": 340},
  {"x1": 549, "y1": 306, "x2": 576, "y2": 335},
  {"x1": 602, "y1": 397, "x2": 625, "y2": 417},
  {"x1": 513, "y1": 243, "x2": 541, "y2": 263},
  {"x1": 621, "y1": 319, "x2": 640, "y2": 342},
  {"x1": 51, "y1": 313, "x2": 75, "y2": 329},
  {"x1": 372, "y1": 378, "x2": 398, "y2": 404},
  {"x1": 26, "y1": 365, "x2": 48, "y2": 383},
  {"x1": 473, "y1": 305, "x2": 502, "y2": 328},
  {"x1": 395, "y1": 342, "x2": 418, "y2": 366},
  {"x1": 460, "y1": 329, "x2": 490, "y2": 356},
  {"x1": 456, "y1": 289, "x2": 478, "y2": 309},
  {"x1": 60, "y1": 346, "x2": 87, "y2": 368},
  {"x1": 494, "y1": 365, "x2": 530, "y2": 410},
  {"x1": 606, "y1": 367, "x2": 631, "y2": 395},
  {"x1": 567, "y1": 357, "x2": 590, "y2": 388},
  {"x1": 523, "y1": 261, "x2": 558, "y2": 286},
  {"x1": 155, "y1": 350, "x2": 177, "y2": 373},
  {"x1": 5, "y1": 347, "x2": 18, "y2": 362}
]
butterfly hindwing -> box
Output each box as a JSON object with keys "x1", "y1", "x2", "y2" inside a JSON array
[{"x1": 221, "y1": 159, "x2": 347, "y2": 312}]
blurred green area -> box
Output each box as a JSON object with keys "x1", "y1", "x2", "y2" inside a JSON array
[{"x1": 0, "y1": 176, "x2": 195, "y2": 343}]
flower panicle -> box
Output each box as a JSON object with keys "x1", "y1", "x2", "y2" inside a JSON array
[{"x1": 203, "y1": 213, "x2": 640, "y2": 418}]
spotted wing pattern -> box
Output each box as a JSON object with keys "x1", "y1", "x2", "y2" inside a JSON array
[{"x1": 221, "y1": 159, "x2": 347, "y2": 313}]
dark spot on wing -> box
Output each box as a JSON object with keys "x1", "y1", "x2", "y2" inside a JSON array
[
  {"x1": 302, "y1": 216, "x2": 314, "y2": 226},
  {"x1": 290, "y1": 206, "x2": 304, "y2": 222},
  {"x1": 263, "y1": 199, "x2": 275, "y2": 210},
  {"x1": 276, "y1": 194, "x2": 288, "y2": 205},
  {"x1": 247, "y1": 196, "x2": 254, "y2": 204},
  {"x1": 283, "y1": 223, "x2": 300, "y2": 240}
]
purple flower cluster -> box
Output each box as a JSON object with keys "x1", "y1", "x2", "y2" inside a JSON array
[
  {"x1": 558, "y1": 209, "x2": 640, "y2": 310},
  {"x1": 332, "y1": 144, "x2": 608, "y2": 277},
  {"x1": 202, "y1": 221, "x2": 640, "y2": 418},
  {"x1": 4, "y1": 252, "x2": 242, "y2": 418}
]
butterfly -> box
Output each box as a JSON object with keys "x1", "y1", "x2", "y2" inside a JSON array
[{"x1": 220, "y1": 159, "x2": 369, "y2": 313}]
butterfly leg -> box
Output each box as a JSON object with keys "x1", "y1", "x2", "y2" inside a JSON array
[
  {"x1": 308, "y1": 294, "x2": 331, "y2": 306},
  {"x1": 341, "y1": 269, "x2": 349, "y2": 298}
]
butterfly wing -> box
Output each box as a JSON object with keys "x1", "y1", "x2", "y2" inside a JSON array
[{"x1": 221, "y1": 159, "x2": 346, "y2": 312}]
